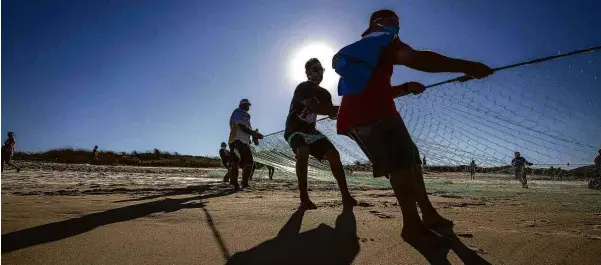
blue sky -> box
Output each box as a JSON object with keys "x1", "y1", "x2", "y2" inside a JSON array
[{"x1": 2, "y1": 0, "x2": 601, "y2": 157}]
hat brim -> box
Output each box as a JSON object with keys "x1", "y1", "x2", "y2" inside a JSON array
[{"x1": 361, "y1": 26, "x2": 373, "y2": 37}]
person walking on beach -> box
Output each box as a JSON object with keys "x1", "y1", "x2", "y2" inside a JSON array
[
  {"x1": 284, "y1": 58, "x2": 357, "y2": 210},
  {"x1": 511, "y1": 152, "x2": 533, "y2": 189},
  {"x1": 219, "y1": 142, "x2": 231, "y2": 183},
  {"x1": 595, "y1": 149, "x2": 601, "y2": 178},
  {"x1": 266, "y1": 165, "x2": 275, "y2": 180},
  {"x1": 470, "y1": 160, "x2": 477, "y2": 180},
  {"x1": 335, "y1": 9, "x2": 493, "y2": 245},
  {"x1": 228, "y1": 99, "x2": 263, "y2": 190},
  {"x1": 2, "y1": 132, "x2": 21, "y2": 173},
  {"x1": 92, "y1": 145, "x2": 99, "y2": 164}
]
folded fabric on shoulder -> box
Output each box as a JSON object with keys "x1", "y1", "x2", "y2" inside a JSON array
[{"x1": 333, "y1": 32, "x2": 396, "y2": 96}]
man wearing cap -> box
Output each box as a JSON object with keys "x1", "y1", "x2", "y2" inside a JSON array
[
  {"x1": 336, "y1": 9, "x2": 493, "y2": 245},
  {"x1": 229, "y1": 99, "x2": 263, "y2": 190},
  {"x1": 219, "y1": 142, "x2": 231, "y2": 183},
  {"x1": 284, "y1": 58, "x2": 357, "y2": 209}
]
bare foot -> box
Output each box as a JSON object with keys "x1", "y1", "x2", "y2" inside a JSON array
[
  {"x1": 401, "y1": 226, "x2": 450, "y2": 247},
  {"x1": 300, "y1": 200, "x2": 318, "y2": 210},
  {"x1": 423, "y1": 215, "x2": 454, "y2": 229}
]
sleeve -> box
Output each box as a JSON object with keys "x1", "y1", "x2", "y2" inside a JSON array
[
  {"x1": 295, "y1": 83, "x2": 317, "y2": 104},
  {"x1": 231, "y1": 109, "x2": 251, "y2": 130},
  {"x1": 511, "y1": 158, "x2": 516, "y2": 165}
]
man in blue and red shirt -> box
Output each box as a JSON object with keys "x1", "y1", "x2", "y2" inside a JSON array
[{"x1": 337, "y1": 9, "x2": 493, "y2": 245}]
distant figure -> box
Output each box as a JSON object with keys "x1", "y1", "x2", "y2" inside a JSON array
[
  {"x1": 422, "y1": 156, "x2": 427, "y2": 167},
  {"x1": 588, "y1": 149, "x2": 601, "y2": 190},
  {"x1": 267, "y1": 165, "x2": 275, "y2": 180},
  {"x1": 228, "y1": 98, "x2": 263, "y2": 190},
  {"x1": 92, "y1": 145, "x2": 99, "y2": 164},
  {"x1": 2, "y1": 132, "x2": 21, "y2": 173},
  {"x1": 511, "y1": 152, "x2": 533, "y2": 189},
  {"x1": 470, "y1": 160, "x2": 476, "y2": 180},
  {"x1": 219, "y1": 142, "x2": 231, "y2": 183},
  {"x1": 595, "y1": 149, "x2": 601, "y2": 178}
]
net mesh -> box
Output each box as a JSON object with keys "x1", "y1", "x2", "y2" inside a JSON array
[{"x1": 251, "y1": 50, "x2": 601, "y2": 181}]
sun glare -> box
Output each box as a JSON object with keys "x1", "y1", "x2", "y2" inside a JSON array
[{"x1": 289, "y1": 42, "x2": 338, "y2": 91}]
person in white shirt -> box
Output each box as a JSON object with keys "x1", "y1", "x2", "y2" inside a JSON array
[{"x1": 228, "y1": 99, "x2": 263, "y2": 190}]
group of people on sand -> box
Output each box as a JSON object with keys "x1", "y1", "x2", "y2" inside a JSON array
[{"x1": 218, "y1": 9, "x2": 496, "y2": 245}]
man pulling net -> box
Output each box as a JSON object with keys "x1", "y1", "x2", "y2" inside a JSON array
[
  {"x1": 335, "y1": 9, "x2": 493, "y2": 246},
  {"x1": 284, "y1": 58, "x2": 357, "y2": 210}
]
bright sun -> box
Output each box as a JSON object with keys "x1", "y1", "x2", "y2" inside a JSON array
[{"x1": 289, "y1": 42, "x2": 338, "y2": 91}]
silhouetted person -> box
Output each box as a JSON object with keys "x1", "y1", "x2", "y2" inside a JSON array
[
  {"x1": 92, "y1": 145, "x2": 99, "y2": 164},
  {"x1": 284, "y1": 58, "x2": 357, "y2": 209},
  {"x1": 267, "y1": 165, "x2": 275, "y2": 180},
  {"x1": 219, "y1": 142, "x2": 231, "y2": 183},
  {"x1": 228, "y1": 99, "x2": 263, "y2": 190},
  {"x1": 595, "y1": 149, "x2": 601, "y2": 178},
  {"x1": 2, "y1": 132, "x2": 21, "y2": 173},
  {"x1": 336, "y1": 9, "x2": 493, "y2": 245},
  {"x1": 511, "y1": 152, "x2": 533, "y2": 189},
  {"x1": 470, "y1": 160, "x2": 476, "y2": 180},
  {"x1": 423, "y1": 156, "x2": 427, "y2": 167}
]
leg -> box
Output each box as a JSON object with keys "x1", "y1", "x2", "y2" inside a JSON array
[
  {"x1": 389, "y1": 168, "x2": 444, "y2": 245},
  {"x1": 7, "y1": 161, "x2": 20, "y2": 172},
  {"x1": 295, "y1": 146, "x2": 316, "y2": 209},
  {"x1": 414, "y1": 164, "x2": 453, "y2": 228},
  {"x1": 349, "y1": 118, "x2": 448, "y2": 245},
  {"x1": 323, "y1": 150, "x2": 357, "y2": 205},
  {"x1": 223, "y1": 167, "x2": 231, "y2": 182},
  {"x1": 229, "y1": 161, "x2": 240, "y2": 189},
  {"x1": 236, "y1": 141, "x2": 254, "y2": 188},
  {"x1": 521, "y1": 172, "x2": 528, "y2": 188},
  {"x1": 241, "y1": 165, "x2": 253, "y2": 188},
  {"x1": 249, "y1": 163, "x2": 255, "y2": 181}
]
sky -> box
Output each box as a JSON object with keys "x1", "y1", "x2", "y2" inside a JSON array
[{"x1": 2, "y1": 0, "x2": 601, "y2": 157}]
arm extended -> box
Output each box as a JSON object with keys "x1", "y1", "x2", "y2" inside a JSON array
[
  {"x1": 393, "y1": 44, "x2": 493, "y2": 78},
  {"x1": 302, "y1": 97, "x2": 339, "y2": 116}
]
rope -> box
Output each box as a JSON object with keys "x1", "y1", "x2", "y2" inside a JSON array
[{"x1": 263, "y1": 44, "x2": 601, "y2": 138}]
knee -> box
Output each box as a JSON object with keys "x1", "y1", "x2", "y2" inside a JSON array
[{"x1": 324, "y1": 150, "x2": 342, "y2": 166}]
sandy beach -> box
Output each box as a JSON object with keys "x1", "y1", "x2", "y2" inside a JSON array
[{"x1": 2, "y1": 162, "x2": 601, "y2": 265}]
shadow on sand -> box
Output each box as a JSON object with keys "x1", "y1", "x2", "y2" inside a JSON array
[
  {"x1": 407, "y1": 226, "x2": 493, "y2": 265},
  {"x1": 226, "y1": 206, "x2": 360, "y2": 265},
  {"x1": 2, "y1": 186, "x2": 235, "y2": 254}
]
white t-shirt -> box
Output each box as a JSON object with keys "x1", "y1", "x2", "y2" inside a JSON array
[{"x1": 229, "y1": 108, "x2": 252, "y2": 145}]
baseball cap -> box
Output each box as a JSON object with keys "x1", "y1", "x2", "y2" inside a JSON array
[
  {"x1": 221, "y1": 142, "x2": 227, "y2": 147},
  {"x1": 239, "y1": 98, "x2": 251, "y2": 106},
  {"x1": 361, "y1": 9, "x2": 399, "y2": 37}
]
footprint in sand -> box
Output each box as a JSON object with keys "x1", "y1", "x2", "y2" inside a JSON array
[{"x1": 368, "y1": 210, "x2": 395, "y2": 219}]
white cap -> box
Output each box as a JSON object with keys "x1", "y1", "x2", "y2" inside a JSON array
[{"x1": 239, "y1": 98, "x2": 251, "y2": 105}]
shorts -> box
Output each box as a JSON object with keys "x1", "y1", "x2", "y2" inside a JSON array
[
  {"x1": 284, "y1": 130, "x2": 336, "y2": 161},
  {"x1": 347, "y1": 117, "x2": 421, "y2": 178},
  {"x1": 229, "y1": 140, "x2": 254, "y2": 167}
]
